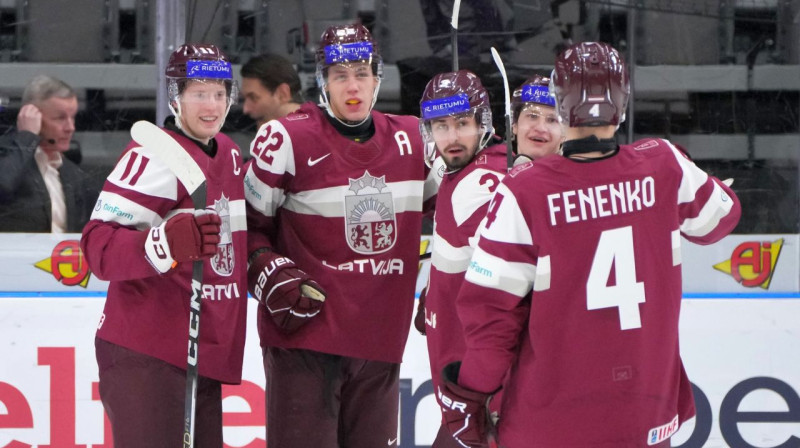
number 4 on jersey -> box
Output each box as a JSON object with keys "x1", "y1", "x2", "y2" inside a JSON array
[{"x1": 586, "y1": 226, "x2": 645, "y2": 330}]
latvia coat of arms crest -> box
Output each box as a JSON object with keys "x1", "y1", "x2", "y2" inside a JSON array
[
  {"x1": 344, "y1": 171, "x2": 397, "y2": 254},
  {"x1": 211, "y1": 194, "x2": 234, "y2": 276}
]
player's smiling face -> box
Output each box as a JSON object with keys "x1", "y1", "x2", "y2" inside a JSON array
[
  {"x1": 178, "y1": 80, "x2": 228, "y2": 144},
  {"x1": 513, "y1": 104, "x2": 564, "y2": 160},
  {"x1": 325, "y1": 62, "x2": 378, "y2": 123},
  {"x1": 431, "y1": 113, "x2": 481, "y2": 171}
]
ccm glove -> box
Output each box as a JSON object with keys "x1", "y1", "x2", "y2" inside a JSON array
[
  {"x1": 145, "y1": 210, "x2": 221, "y2": 273},
  {"x1": 247, "y1": 250, "x2": 326, "y2": 333},
  {"x1": 414, "y1": 287, "x2": 427, "y2": 335},
  {"x1": 440, "y1": 362, "x2": 498, "y2": 448}
]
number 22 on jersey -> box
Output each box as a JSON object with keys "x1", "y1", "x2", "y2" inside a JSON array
[
  {"x1": 253, "y1": 124, "x2": 283, "y2": 165},
  {"x1": 587, "y1": 226, "x2": 646, "y2": 330}
]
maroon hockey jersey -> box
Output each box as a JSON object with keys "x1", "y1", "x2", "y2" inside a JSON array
[
  {"x1": 425, "y1": 143, "x2": 506, "y2": 405},
  {"x1": 82, "y1": 128, "x2": 248, "y2": 384},
  {"x1": 245, "y1": 104, "x2": 439, "y2": 363},
  {"x1": 457, "y1": 139, "x2": 741, "y2": 447}
]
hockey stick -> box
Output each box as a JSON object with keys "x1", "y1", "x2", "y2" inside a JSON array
[
  {"x1": 451, "y1": 0, "x2": 462, "y2": 71},
  {"x1": 490, "y1": 47, "x2": 514, "y2": 172},
  {"x1": 131, "y1": 120, "x2": 207, "y2": 448}
]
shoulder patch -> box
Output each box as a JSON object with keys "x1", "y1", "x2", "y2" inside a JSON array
[
  {"x1": 285, "y1": 113, "x2": 309, "y2": 121},
  {"x1": 632, "y1": 139, "x2": 660, "y2": 151},
  {"x1": 508, "y1": 160, "x2": 535, "y2": 177}
]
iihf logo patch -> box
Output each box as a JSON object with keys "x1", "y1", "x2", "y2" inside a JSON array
[
  {"x1": 647, "y1": 414, "x2": 679, "y2": 445},
  {"x1": 344, "y1": 170, "x2": 396, "y2": 254},
  {"x1": 211, "y1": 194, "x2": 234, "y2": 276}
]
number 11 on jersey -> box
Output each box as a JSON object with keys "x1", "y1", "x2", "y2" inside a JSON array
[{"x1": 586, "y1": 226, "x2": 646, "y2": 330}]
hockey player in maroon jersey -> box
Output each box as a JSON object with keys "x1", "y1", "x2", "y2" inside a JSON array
[
  {"x1": 414, "y1": 71, "x2": 564, "y2": 448},
  {"x1": 413, "y1": 69, "x2": 507, "y2": 448},
  {"x1": 511, "y1": 75, "x2": 565, "y2": 164},
  {"x1": 438, "y1": 42, "x2": 742, "y2": 447},
  {"x1": 244, "y1": 24, "x2": 438, "y2": 448},
  {"x1": 81, "y1": 44, "x2": 248, "y2": 447}
]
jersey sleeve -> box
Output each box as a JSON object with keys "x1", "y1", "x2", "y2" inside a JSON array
[
  {"x1": 81, "y1": 142, "x2": 186, "y2": 281},
  {"x1": 244, "y1": 119, "x2": 295, "y2": 255},
  {"x1": 666, "y1": 140, "x2": 741, "y2": 244},
  {"x1": 457, "y1": 180, "x2": 535, "y2": 393},
  {"x1": 433, "y1": 167, "x2": 504, "y2": 274}
]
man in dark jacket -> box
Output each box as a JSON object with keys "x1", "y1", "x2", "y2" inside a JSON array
[{"x1": 0, "y1": 75, "x2": 95, "y2": 232}]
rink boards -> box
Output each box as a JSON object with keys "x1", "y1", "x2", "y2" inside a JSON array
[{"x1": 0, "y1": 233, "x2": 798, "y2": 447}]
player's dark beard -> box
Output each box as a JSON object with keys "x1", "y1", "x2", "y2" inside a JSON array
[{"x1": 442, "y1": 144, "x2": 470, "y2": 172}]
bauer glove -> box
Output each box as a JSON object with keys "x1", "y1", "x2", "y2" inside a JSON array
[
  {"x1": 144, "y1": 210, "x2": 221, "y2": 274},
  {"x1": 247, "y1": 249, "x2": 326, "y2": 333},
  {"x1": 440, "y1": 361, "x2": 499, "y2": 448}
]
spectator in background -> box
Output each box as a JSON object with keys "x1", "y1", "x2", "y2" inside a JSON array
[
  {"x1": 0, "y1": 75, "x2": 95, "y2": 233},
  {"x1": 240, "y1": 53, "x2": 304, "y2": 128}
]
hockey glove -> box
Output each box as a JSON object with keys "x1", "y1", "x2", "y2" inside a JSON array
[
  {"x1": 440, "y1": 361, "x2": 498, "y2": 448},
  {"x1": 414, "y1": 287, "x2": 427, "y2": 335},
  {"x1": 247, "y1": 250, "x2": 326, "y2": 333},
  {"x1": 145, "y1": 210, "x2": 221, "y2": 274}
]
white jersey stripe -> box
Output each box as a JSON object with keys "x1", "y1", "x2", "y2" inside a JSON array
[
  {"x1": 108, "y1": 148, "x2": 178, "y2": 201},
  {"x1": 244, "y1": 166, "x2": 285, "y2": 217},
  {"x1": 479, "y1": 183, "x2": 533, "y2": 246},
  {"x1": 465, "y1": 245, "x2": 536, "y2": 297},
  {"x1": 681, "y1": 181, "x2": 735, "y2": 237},
  {"x1": 668, "y1": 141, "x2": 709, "y2": 205},
  {"x1": 424, "y1": 157, "x2": 445, "y2": 202},
  {"x1": 227, "y1": 199, "x2": 247, "y2": 232},
  {"x1": 282, "y1": 180, "x2": 426, "y2": 217},
  {"x1": 431, "y1": 229, "x2": 473, "y2": 274},
  {"x1": 91, "y1": 191, "x2": 162, "y2": 230},
  {"x1": 250, "y1": 120, "x2": 296, "y2": 176},
  {"x1": 671, "y1": 229, "x2": 681, "y2": 266},
  {"x1": 453, "y1": 168, "x2": 504, "y2": 226},
  {"x1": 532, "y1": 255, "x2": 551, "y2": 292}
]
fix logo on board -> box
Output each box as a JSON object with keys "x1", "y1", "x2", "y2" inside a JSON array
[
  {"x1": 713, "y1": 239, "x2": 783, "y2": 289},
  {"x1": 34, "y1": 240, "x2": 92, "y2": 288}
]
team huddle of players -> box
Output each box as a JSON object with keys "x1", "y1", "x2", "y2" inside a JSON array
[{"x1": 81, "y1": 22, "x2": 741, "y2": 448}]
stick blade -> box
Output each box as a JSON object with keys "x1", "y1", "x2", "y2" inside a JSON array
[
  {"x1": 450, "y1": 0, "x2": 462, "y2": 29},
  {"x1": 130, "y1": 120, "x2": 206, "y2": 196},
  {"x1": 490, "y1": 47, "x2": 512, "y2": 115}
]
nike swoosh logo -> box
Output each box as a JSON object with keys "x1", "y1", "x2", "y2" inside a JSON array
[
  {"x1": 387, "y1": 438, "x2": 398, "y2": 446},
  {"x1": 307, "y1": 153, "x2": 331, "y2": 166}
]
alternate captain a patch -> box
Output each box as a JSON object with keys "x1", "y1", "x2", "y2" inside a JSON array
[{"x1": 344, "y1": 171, "x2": 397, "y2": 254}]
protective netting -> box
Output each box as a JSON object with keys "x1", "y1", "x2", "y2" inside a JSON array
[{"x1": 583, "y1": 0, "x2": 782, "y2": 21}]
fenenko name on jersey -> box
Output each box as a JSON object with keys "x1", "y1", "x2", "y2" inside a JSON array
[{"x1": 548, "y1": 176, "x2": 655, "y2": 225}]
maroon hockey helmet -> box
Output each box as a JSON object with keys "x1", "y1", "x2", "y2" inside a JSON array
[
  {"x1": 165, "y1": 43, "x2": 238, "y2": 127},
  {"x1": 512, "y1": 75, "x2": 556, "y2": 121},
  {"x1": 315, "y1": 23, "x2": 383, "y2": 125},
  {"x1": 550, "y1": 42, "x2": 630, "y2": 127},
  {"x1": 166, "y1": 44, "x2": 231, "y2": 78},
  {"x1": 419, "y1": 70, "x2": 494, "y2": 165}
]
